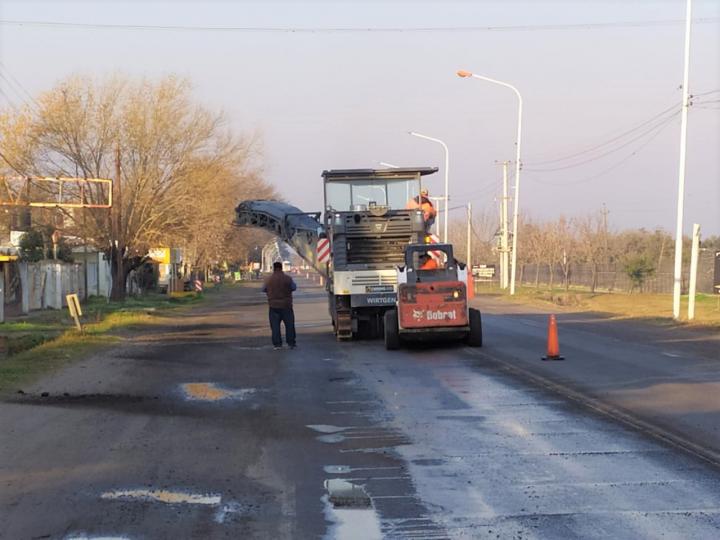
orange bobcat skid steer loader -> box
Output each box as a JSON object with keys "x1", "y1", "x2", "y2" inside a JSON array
[{"x1": 383, "y1": 243, "x2": 482, "y2": 350}]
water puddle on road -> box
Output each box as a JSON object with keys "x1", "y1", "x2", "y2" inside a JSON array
[
  {"x1": 180, "y1": 382, "x2": 255, "y2": 402},
  {"x1": 323, "y1": 479, "x2": 381, "y2": 540},
  {"x1": 324, "y1": 465, "x2": 352, "y2": 474},
  {"x1": 307, "y1": 424, "x2": 349, "y2": 433},
  {"x1": 66, "y1": 536, "x2": 132, "y2": 540}
]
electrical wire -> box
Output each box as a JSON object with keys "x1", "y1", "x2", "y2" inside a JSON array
[
  {"x1": 0, "y1": 149, "x2": 26, "y2": 175},
  {"x1": 0, "y1": 62, "x2": 42, "y2": 112},
  {"x1": 691, "y1": 89, "x2": 720, "y2": 98},
  {"x1": 524, "y1": 89, "x2": 717, "y2": 169},
  {"x1": 524, "y1": 111, "x2": 680, "y2": 172},
  {"x1": 0, "y1": 87, "x2": 20, "y2": 112},
  {"x1": 531, "y1": 114, "x2": 678, "y2": 187},
  {"x1": 524, "y1": 102, "x2": 680, "y2": 167},
  {"x1": 0, "y1": 17, "x2": 718, "y2": 33}
]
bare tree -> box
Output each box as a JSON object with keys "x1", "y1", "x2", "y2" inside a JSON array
[
  {"x1": 576, "y1": 213, "x2": 606, "y2": 293},
  {"x1": 3, "y1": 74, "x2": 272, "y2": 298}
]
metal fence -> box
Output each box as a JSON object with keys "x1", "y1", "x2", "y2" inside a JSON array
[{"x1": 516, "y1": 251, "x2": 716, "y2": 294}]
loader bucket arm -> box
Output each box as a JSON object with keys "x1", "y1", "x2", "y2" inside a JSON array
[{"x1": 235, "y1": 200, "x2": 328, "y2": 277}]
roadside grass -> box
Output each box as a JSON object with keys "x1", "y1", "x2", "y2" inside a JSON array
[
  {"x1": 0, "y1": 289, "x2": 211, "y2": 394},
  {"x1": 476, "y1": 282, "x2": 720, "y2": 327}
]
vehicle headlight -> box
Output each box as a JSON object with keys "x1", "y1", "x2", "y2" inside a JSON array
[{"x1": 453, "y1": 290, "x2": 460, "y2": 299}]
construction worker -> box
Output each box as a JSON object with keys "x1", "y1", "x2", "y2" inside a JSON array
[
  {"x1": 262, "y1": 261, "x2": 297, "y2": 350},
  {"x1": 406, "y1": 188, "x2": 437, "y2": 232},
  {"x1": 418, "y1": 253, "x2": 439, "y2": 271}
]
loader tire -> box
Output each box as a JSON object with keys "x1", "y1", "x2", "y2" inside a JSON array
[
  {"x1": 384, "y1": 309, "x2": 401, "y2": 350},
  {"x1": 465, "y1": 308, "x2": 483, "y2": 347}
]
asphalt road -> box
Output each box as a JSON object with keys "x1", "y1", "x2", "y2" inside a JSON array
[{"x1": 1, "y1": 281, "x2": 719, "y2": 539}]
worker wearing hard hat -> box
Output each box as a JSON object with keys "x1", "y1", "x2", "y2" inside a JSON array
[
  {"x1": 406, "y1": 188, "x2": 437, "y2": 232},
  {"x1": 418, "y1": 252, "x2": 440, "y2": 270}
]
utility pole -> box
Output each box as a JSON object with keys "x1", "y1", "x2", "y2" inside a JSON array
[
  {"x1": 466, "y1": 202, "x2": 472, "y2": 267},
  {"x1": 601, "y1": 203, "x2": 609, "y2": 251},
  {"x1": 500, "y1": 161, "x2": 510, "y2": 289},
  {"x1": 688, "y1": 223, "x2": 701, "y2": 320},
  {"x1": 113, "y1": 143, "x2": 123, "y2": 300},
  {"x1": 673, "y1": 0, "x2": 693, "y2": 320}
]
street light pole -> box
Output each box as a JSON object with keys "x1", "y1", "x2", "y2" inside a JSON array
[
  {"x1": 409, "y1": 131, "x2": 450, "y2": 243},
  {"x1": 672, "y1": 0, "x2": 693, "y2": 320},
  {"x1": 457, "y1": 70, "x2": 523, "y2": 295}
]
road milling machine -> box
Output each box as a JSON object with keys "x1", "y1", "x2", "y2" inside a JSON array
[
  {"x1": 383, "y1": 243, "x2": 483, "y2": 350},
  {"x1": 235, "y1": 167, "x2": 438, "y2": 340}
]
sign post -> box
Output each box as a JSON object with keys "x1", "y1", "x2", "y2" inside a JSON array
[{"x1": 66, "y1": 293, "x2": 83, "y2": 332}]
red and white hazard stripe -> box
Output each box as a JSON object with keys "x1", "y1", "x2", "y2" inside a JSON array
[
  {"x1": 425, "y1": 234, "x2": 445, "y2": 264},
  {"x1": 317, "y1": 238, "x2": 331, "y2": 263}
]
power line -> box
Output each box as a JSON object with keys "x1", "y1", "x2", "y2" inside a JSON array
[
  {"x1": 0, "y1": 87, "x2": 20, "y2": 112},
  {"x1": 524, "y1": 101, "x2": 680, "y2": 167},
  {"x1": 0, "y1": 149, "x2": 26, "y2": 175},
  {"x1": 691, "y1": 89, "x2": 720, "y2": 98},
  {"x1": 524, "y1": 111, "x2": 680, "y2": 172},
  {"x1": 0, "y1": 17, "x2": 718, "y2": 33},
  {"x1": 0, "y1": 62, "x2": 42, "y2": 112},
  {"x1": 531, "y1": 115, "x2": 678, "y2": 187}
]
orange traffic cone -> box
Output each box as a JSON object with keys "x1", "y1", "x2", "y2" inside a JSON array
[
  {"x1": 541, "y1": 314, "x2": 564, "y2": 361},
  {"x1": 466, "y1": 273, "x2": 475, "y2": 300}
]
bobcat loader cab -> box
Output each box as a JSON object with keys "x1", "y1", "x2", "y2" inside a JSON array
[{"x1": 383, "y1": 243, "x2": 483, "y2": 350}]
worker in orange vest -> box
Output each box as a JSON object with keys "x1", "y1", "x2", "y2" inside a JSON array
[
  {"x1": 418, "y1": 253, "x2": 440, "y2": 270},
  {"x1": 406, "y1": 188, "x2": 437, "y2": 232}
]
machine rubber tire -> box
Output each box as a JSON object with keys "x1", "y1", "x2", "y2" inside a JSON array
[
  {"x1": 466, "y1": 308, "x2": 483, "y2": 347},
  {"x1": 384, "y1": 309, "x2": 401, "y2": 350}
]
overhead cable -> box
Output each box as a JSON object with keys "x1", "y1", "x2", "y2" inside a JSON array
[{"x1": 0, "y1": 17, "x2": 718, "y2": 33}]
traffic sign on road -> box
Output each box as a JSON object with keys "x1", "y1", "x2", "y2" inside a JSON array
[{"x1": 317, "y1": 239, "x2": 330, "y2": 263}]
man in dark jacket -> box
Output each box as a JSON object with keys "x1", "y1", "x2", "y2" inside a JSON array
[{"x1": 262, "y1": 261, "x2": 297, "y2": 349}]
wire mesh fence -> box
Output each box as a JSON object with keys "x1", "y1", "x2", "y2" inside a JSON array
[{"x1": 516, "y1": 251, "x2": 716, "y2": 294}]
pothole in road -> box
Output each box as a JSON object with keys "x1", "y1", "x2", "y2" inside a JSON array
[
  {"x1": 180, "y1": 382, "x2": 255, "y2": 402},
  {"x1": 100, "y1": 488, "x2": 245, "y2": 524},
  {"x1": 101, "y1": 488, "x2": 221, "y2": 505},
  {"x1": 323, "y1": 479, "x2": 381, "y2": 540}
]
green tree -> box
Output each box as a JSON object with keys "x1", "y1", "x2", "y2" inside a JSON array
[
  {"x1": 18, "y1": 229, "x2": 45, "y2": 262},
  {"x1": 623, "y1": 255, "x2": 655, "y2": 293}
]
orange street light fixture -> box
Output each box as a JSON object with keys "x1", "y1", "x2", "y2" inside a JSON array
[{"x1": 457, "y1": 69, "x2": 523, "y2": 296}]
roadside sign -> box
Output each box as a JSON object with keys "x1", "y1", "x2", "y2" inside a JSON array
[
  {"x1": 194, "y1": 279, "x2": 203, "y2": 292},
  {"x1": 714, "y1": 251, "x2": 720, "y2": 294},
  {"x1": 66, "y1": 293, "x2": 83, "y2": 332},
  {"x1": 317, "y1": 238, "x2": 331, "y2": 263},
  {"x1": 472, "y1": 264, "x2": 496, "y2": 280},
  {"x1": 148, "y1": 247, "x2": 170, "y2": 264}
]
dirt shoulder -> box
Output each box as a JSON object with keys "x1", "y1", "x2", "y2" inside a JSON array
[{"x1": 0, "y1": 289, "x2": 216, "y2": 396}]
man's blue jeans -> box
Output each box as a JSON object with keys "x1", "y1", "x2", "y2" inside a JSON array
[{"x1": 269, "y1": 307, "x2": 296, "y2": 347}]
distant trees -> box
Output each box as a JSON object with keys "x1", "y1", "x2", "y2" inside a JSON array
[
  {"x1": 449, "y1": 208, "x2": 707, "y2": 293},
  {"x1": 0, "y1": 74, "x2": 276, "y2": 298}
]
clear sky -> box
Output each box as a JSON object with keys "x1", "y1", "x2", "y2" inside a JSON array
[{"x1": 1, "y1": 0, "x2": 718, "y2": 235}]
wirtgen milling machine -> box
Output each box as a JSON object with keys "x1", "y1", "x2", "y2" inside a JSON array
[{"x1": 235, "y1": 167, "x2": 438, "y2": 340}]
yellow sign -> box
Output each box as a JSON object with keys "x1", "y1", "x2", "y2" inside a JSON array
[
  {"x1": 148, "y1": 247, "x2": 171, "y2": 264},
  {"x1": 66, "y1": 293, "x2": 83, "y2": 331}
]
